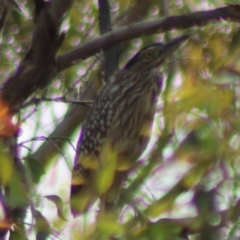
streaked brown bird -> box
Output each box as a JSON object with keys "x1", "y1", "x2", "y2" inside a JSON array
[{"x1": 71, "y1": 34, "x2": 189, "y2": 215}]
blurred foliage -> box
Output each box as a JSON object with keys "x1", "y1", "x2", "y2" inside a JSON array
[{"x1": 1, "y1": 0, "x2": 240, "y2": 239}]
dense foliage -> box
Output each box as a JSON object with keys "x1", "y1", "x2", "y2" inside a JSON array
[{"x1": 1, "y1": 0, "x2": 240, "y2": 239}]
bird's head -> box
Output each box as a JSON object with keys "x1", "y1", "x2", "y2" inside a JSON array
[{"x1": 124, "y1": 34, "x2": 190, "y2": 71}]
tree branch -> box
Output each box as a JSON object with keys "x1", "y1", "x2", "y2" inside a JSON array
[
  {"x1": 57, "y1": 5, "x2": 240, "y2": 71},
  {"x1": 30, "y1": 78, "x2": 102, "y2": 168},
  {"x1": 1, "y1": 4, "x2": 240, "y2": 111},
  {"x1": 98, "y1": 0, "x2": 120, "y2": 81},
  {"x1": 0, "y1": 0, "x2": 73, "y2": 111}
]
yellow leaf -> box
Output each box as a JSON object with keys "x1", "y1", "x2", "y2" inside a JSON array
[
  {"x1": 97, "y1": 141, "x2": 117, "y2": 193},
  {"x1": 208, "y1": 34, "x2": 226, "y2": 60},
  {"x1": 119, "y1": 0, "x2": 135, "y2": 11},
  {"x1": 97, "y1": 212, "x2": 123, "y2": 235},
  {"x1": 0, "y1": 153, "x2": 13, "y2": 185},
  {"x1": 184, "y1": 41, "x2": 204, "y2": 69}
]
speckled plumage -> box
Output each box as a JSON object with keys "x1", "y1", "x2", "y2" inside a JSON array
[{"x1": 70, "y1": 35, "x2": 189, "y2": 215}]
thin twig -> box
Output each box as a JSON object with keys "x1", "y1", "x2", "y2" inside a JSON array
[
  {"x1": 22, "y1": 97, "x2": 93, "y2": 109},
  {"x1": 19, "y1": 136, "x2": 76, "y2": 152}
]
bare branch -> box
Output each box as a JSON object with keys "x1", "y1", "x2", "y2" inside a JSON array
[
  {"x1": 0, "y1": 0, "x2": 73, "y2": 111},
  {"x1": 57, "y1": 5, "x2": 240, "y2": 71},
  {"x1": 1, "y1": 4, "x2": 240, "y2": 111},
  {"x1": 30, "y1": 78, "x2": 102, "y2": 168},
  {"x1": 22, "y1": 97, "x2": 93, "y2": 108},
  {"x1": 98, "y1": 0, "x2": 120, "y2": 81}
]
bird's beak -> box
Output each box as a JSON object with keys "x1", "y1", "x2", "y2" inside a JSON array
[{"x1": 161, "y1": 34, "x2": 190, "y2": 58}]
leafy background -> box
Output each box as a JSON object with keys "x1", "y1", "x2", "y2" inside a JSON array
[{"x1": 1, "y1": 0, "x2": 240, "y2": 239}]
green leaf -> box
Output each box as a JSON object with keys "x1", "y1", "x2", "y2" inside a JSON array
[
  {"x1": 24, "y1": 158, "x2": 46, "y2": 183},
  {"x1": 45, "y1": 195, "x2": 67, "y2": 221},
  {"x1": 8, "y1": 170, "x2": 29, "y2": 207},
  {"x1": 35, "y1": 210, "x2": 51, "y2": 240}
]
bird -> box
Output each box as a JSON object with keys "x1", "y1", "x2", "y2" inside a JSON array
[{"x1": 70, "y1": 34, "x2": 190, "y2": 216}]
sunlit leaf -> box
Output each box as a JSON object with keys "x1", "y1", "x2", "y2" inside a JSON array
[
  {"x1": 97, "y1": 212, "x2": 124, "y2": 236},
  {"x1": 0, "y1": 152, "x2": 13, "y2": 185},
  {"x1": 132, "y1": 220, "x2": 182, "y2": 240},
  {"x1": 97, "y1": 141, "x2": 117, "y2": 193}
]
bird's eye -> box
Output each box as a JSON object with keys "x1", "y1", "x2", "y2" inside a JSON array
[{"x1": 145, "y1": 51, "x2": 153, "y2": 58}]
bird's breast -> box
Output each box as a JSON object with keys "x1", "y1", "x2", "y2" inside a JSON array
[{"x1": 107, "y1": 72, "x2": 162, "y2": 166}]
